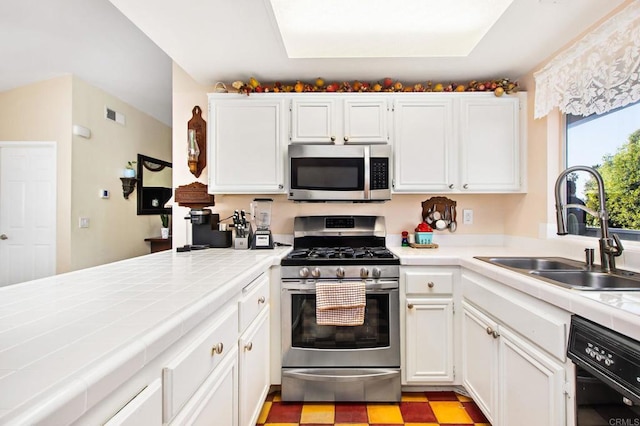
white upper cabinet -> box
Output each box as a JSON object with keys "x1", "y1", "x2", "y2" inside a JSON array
[
  {"x1": 290, "y1": 96, "x2": 389, "y2": 144},
  {"x1": 392, "y1": 93, "x2": 526, "y2": 193},
  {"x1": 459, "y1": 96, "x2": 521, "y2": 192},
  {"x1": 392, "y1": 97, "x2": 456, "y2": 192},
  {"x1": 208, "y1": 95, "x2": 287, "y2": 194}
]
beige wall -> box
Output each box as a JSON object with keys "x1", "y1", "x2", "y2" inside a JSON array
[
  {"x1": 0, "y1": 76, "x2": 74, "y2": 272},
  {"x1": 172, "y1": 64, "x2": 511, "y2": 245},
  {"x1": 70, "y1": 77, "x2": 172, "y2": 270},
  {"x1": 0, "y1": 75, "x2": 172, "y2": 274}
]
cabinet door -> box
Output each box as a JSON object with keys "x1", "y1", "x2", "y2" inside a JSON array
[
  {"x1": 405, "y1": 298, "x2": 454, "y2": 383},
  {"x1": 462, "y1": 302, "x2": 498, "y2": 424},
  {"x1": 169, "y1": 348, "x2": 238, "y2": 426},
  {"x1": 290, "y1": 98, "x2": 336, "y2": 144},
  {"x1": 392, "y1": 98, "x2": 455, "y2": 192},
  {"x1": 208, "y1": 97, "x2": 286, "y2": 193},
  {"x1": 498, "y1": 327, "x2": 566, "y2": 426},
  {"x1": 343, "y1": 98, "x2": 388, "y2": 144},
  {"x1": 458, "y1": 97, "x2": 520, "y2": 191},
  {"x1": 239, "y1": 309, "x2": 270, "y2": 426}
]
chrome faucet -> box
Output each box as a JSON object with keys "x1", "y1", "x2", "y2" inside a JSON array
[{"x1": 554, "y1": 166, "x2": 623, "y2": 272}]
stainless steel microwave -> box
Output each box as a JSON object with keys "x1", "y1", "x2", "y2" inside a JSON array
[{"x1": 288, "y1": 144, "x2": 391, "y2": 201}]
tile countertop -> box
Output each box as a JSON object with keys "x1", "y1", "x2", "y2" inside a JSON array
[
  {"x1": 1, "y1": 244, "x2": 639, "y2": 424},
  {"x1": 0, "y1": 247, "x2": 291, "y2": 425},
  {"x1": 390, "y1": 245, "x2": 640, "y2": 343}
]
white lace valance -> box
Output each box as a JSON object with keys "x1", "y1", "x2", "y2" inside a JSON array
[{"x1": 534, "y1": 1, "x2": 640, "y2": 119}]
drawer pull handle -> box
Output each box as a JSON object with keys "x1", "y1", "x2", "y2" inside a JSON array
[
  {"x1": 211, "y1": 342, "x2": 224, "y2": 356},
  {"x1": 258, "y1": 296, "x2": 266, "y2": 304},
  {"x1": 492, "y1": 330, "x2": 500, "y2": 339},
  {"x1": 245, "y1": 342, "x2": 253, "y2": 351},
  {"x1": 407, "y1": 303, "x2": 414, "y2": 309},
  {"x1": 427, "y1": 281, "x2": 434, "y2": 288},
  {"x1": 486, "y1": 326, "x2": 493, "y2": 335}
]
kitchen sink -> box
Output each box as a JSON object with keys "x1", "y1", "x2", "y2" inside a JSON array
[
  {"x1": 479, "y1": 257, "x2": 584, "y2": 271},
  {"x1": 474, "y1": 256, "x2": 640, "y2": 291},
  {"x1": 529, "y1": 270, "x2": 640, "y2": 291}
]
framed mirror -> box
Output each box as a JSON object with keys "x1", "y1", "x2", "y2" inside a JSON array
[{"x1": 137, "y1": 154, "x2": 172, "y2": 215}]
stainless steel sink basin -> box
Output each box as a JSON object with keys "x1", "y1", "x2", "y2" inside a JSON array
[
  {"x1": 479, "y1": 257, "x2": 584, "y2": 271},
  {"x1": 529, "y1": 270, "x2": 640, "y2": 291},
  {"x1": 474, "y1": 256, "x2": 640, "y2": 291}
]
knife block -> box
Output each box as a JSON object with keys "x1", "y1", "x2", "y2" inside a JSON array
[{"x1": 234, "y1": 224, "x2": 253, "y2": 250}]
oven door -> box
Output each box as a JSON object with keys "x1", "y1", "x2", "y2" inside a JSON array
[{"x1": 281, "y1": 280, "x2": 400, "y2": 368}]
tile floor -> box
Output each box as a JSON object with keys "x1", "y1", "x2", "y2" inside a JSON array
[{"x1": 256, "y1": 390, "x2": 491, "y2": 425}]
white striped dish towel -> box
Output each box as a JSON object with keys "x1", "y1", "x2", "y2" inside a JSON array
[{"x1": 315, "y1": 281, "x2": 366, "y2": 326}]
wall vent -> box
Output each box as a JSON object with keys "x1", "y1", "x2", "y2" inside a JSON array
[{"x1": 105, "y1": 107, "x2": 126, "y2": 125}]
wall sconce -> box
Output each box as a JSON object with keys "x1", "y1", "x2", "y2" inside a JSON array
[
  {"x1": 187, "y1": 106, "x2": 206, "y2": 178},
  {"x1": 120, "y1": 177, "x2": 137, "y2": 199}
]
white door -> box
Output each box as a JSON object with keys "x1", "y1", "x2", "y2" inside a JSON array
[
  {"x1": 0, "y1": 143, "x2": 56, "y2": 286},
  {"x1": 343, "y1": 98, "x2": 389, "y2": 144},
  {"x1": 239, "y1": 309, "x2": 270, "y2": 426}
]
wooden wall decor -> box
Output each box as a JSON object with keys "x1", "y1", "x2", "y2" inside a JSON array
[
  {"x1": 187, "y1": 106, "x2": 207, "y2": 178},
  {"x1": 174, "y1": 181, "x2": 215, "y2": 210},
  {"x1": 421, "y1": 196, "x2": 458, "y2": 232}
]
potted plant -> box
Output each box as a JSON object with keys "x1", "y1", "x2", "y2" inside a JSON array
[
  {"x1": 123, "y1": 161, "x2": 137, "y2": 178},
  {"x1": 160, "y1": 214, "x2": 170, "y2": 239}
]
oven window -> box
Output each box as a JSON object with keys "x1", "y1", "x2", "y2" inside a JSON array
[
  {"x1": 290, "y1": 157, "x2": 364, "y2": 190},
  {"x1": 290, "y1": 293, "x2": 390, "y2": 349}
]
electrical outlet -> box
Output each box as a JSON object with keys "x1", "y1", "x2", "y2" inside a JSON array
[
  {"x1": 79, "y1": 217, "x2": 90, "y2": 228},
  {"x1": 463, "y1": 209, "x2": 473, "y2": 225}
]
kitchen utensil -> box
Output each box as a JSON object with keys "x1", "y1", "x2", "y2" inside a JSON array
[
  {"x1": 435, "y1": 219, "x2": 447, "y2": 230},
  {"x1": 449, "y1": 205, "x2": 457, "y2": 232}
]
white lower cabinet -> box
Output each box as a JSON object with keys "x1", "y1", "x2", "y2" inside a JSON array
[
  {"x1": 405, "y1": 298, "x2": 454, "y2": 383},
  {"x1": 402, "y1": 267, "x2": 457, "y2": 385},
  {"x1": 238, "y1": 308, "x2": 270, "y2": 426},
  {"x1": 461, "y1": 269, "x2": 570, "y2": 426},
  {"x1": 169, "y1": 349, "x2": 238, "y2": 426},
  {"x1": 104, "y1": 379, "x2": 162, "y2": 426}
]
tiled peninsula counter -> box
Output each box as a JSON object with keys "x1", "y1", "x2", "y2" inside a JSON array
[
  {"x1": 0, "y1": 247, "x2": 291, "y2": 425},
  {"x1": 2, "y1": 244, "x2": 640, "y2": 425}
]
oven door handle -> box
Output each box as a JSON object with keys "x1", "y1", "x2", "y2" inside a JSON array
[
  {"x1": 282, "y1": 281, "x2": 398, "y2": 292},
  {"x1": 282, "y1": 368, "x2": 399, "y2": 383}
]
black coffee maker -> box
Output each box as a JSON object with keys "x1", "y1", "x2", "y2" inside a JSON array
[{"x1": 186, "y1": 208, "x2": 232, "y2": 249}]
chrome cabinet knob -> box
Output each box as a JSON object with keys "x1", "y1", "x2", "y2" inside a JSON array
[
  {"x1": 463, "y1": 184, "x2": 469, "y2": 189},
  {"x1": 258, "y1": 296, "x2": 266, "y2": 304},
  {"x1": 492, "y1": 330, "x2": 500, "y2": 339},
  {"x1": 299, "y1": 267, "x2": 310, "y2": 278},
  {"x1": 407, "y1": 303, "x2": 414, "y2": 309},
  {"x1": 344, "y1": 136, "x2": 349, "y2": 142},
  {"x1": 336, "y1": 267, "x2": 345, "y2": 278},
  {"x1": 0, "y1": 234, "x2": 7, "y2": 240},
  {"x1": 448, "y1": 184, "x2": 454, "y2": 189},
  {"x1": 330, "y1": 136, "x2": 336, "y2": 142},
  {"x1": 427, "y1": 281, "x2": 434, "y2": 288},
  {"x1": 244, "y1": 342, "x2": 253, "y2": 351},
  {"x1": 311, "y1": 267, "x2": 321, "y2": 278},
  {"x1": 486, "y1": 326, "x2": 493, "y2": 335},
  {"x1": 278, "y1": 184, "x2": 284, "y2": 189}
]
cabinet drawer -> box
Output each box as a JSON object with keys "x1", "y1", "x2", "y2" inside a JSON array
[
  {"x1": 163, "y1": 305, "x2": 238, "y2": 422},
  {"x1": 105, "y1": 379, "x2": 162, "y2": 426},
  {"x1": 404, "y1": 269, "x2": 454, "y2": 295},
  {"x1": 239, "y1": 273, "x2": 269, "y2": 331}
]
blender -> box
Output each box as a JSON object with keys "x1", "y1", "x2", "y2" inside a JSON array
[{"x1": 251, "y1": 198, "x2": 274, "y2": 249}]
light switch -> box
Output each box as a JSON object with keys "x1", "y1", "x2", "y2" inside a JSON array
[
  {"x1": 463, "y1": 209, "x2": 473, "y2": 225},
  {"x1": 79, "y1": 217, "x2": 90, "y2": 228},
  {"x1": 100, "y1": 189, "x2": 109, "y2": 199}
]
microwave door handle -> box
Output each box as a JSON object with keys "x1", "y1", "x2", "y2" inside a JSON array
[{"x1": 363, "y1": 145, "x2": 370, "y2": 199}]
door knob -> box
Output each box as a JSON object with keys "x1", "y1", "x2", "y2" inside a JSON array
[{"x1": 0, "y1": 234, "x2": 7, "y2": 240}]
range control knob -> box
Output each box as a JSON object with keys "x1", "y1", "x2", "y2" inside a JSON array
[
  {"x1": 311, "y1": 267, "x2": 321, "y2": 278},
  {"x1": 299, "y1": 267, "x2": 310, "y2": 278},
  {"x1": 605, "y1": 358, "x2": 615, "y2": 367},
  {"x1": 336, "y1": 267, "x2": 345, "y2": 278},
  {"x1": 360, "y1": 268, "x2": 370, "y2": 279},
  {"x1": 372, "y1": 267, "x2": 382, "y2": 279}
]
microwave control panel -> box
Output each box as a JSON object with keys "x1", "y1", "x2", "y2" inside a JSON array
[{"x1": 370, "y1": 158, "x2": 389, "y2": 190}]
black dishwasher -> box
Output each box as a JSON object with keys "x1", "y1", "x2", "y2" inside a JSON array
[{"x1": 568, "y1": 315, "x2": 640, "y2": 425}]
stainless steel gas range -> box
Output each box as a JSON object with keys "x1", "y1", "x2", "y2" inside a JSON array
[{"x1": 280, "y1": 215, "x2": 401, "y2": 402}]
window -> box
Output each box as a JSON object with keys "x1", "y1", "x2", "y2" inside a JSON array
[{"x1": 565, "y1": 99, "x2": 640, "y2": 240}]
